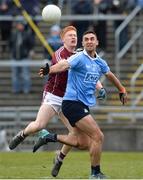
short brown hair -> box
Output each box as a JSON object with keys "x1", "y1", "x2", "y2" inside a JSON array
[{"x1": 60, "y1": 26, "x2": 77, "y2": 39}]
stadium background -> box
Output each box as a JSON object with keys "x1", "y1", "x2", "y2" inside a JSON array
[{"x1": 0, "y1": 0, "x2": 143, "y2": 153}]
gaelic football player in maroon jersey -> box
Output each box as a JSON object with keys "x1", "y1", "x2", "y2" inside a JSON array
[{"x1": 9, "y1": 26, "x2": 106, "y2": 177}]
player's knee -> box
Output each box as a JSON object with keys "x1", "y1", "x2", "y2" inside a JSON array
[
  {"x1": 100, "y1": 131, "x2": 104, "y2": 143},
  {"x1": 99, "y1": 131, "x2": 104, "y2": 144},
  {"x1": 76, "y1": 137, "x2": 90, "y2": 150},
  {"x1": 69, "y1": 136, "x2": 82, "y2": 148},
  {"x1": 97, "y1": 131, "x2": 104, "y2": 143},
  {"x1": 93, "y1": 131, "x2": 104, "y2": 144},
  {"x1": 78, "y1": 142, "x2": 88, "y2": 150}
]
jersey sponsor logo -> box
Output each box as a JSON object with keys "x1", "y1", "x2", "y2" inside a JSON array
[{"x1": 84, "y1": 72, "x2": 99, "y2": 83}]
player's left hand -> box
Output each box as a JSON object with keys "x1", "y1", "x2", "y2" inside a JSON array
[
  {"x1": 97, "y1": 88, "x2": 106, "y2": 100},
  {"x1": 119, "y1": 88, "x2": 127, "y2": 105},
  {"x1": 38, "y1": 63, "x2": 50, "y2": 77}
]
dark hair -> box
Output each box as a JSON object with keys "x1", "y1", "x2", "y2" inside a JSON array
[{"x1": 83, "y1": 30, "x2": 97, "y2": 37}]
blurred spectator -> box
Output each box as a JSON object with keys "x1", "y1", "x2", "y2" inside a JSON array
[
  {"x1": 9, "y1": 21, "x2": 35, "y2": 94},
  {"x1": 0, "y1": 0, "x2": 14, "y2": 53},
  {"x1": 44, "y1": 24, "x2": 63, "y2": 60},
  {"x1": 41, "y1": 0, "x2": 59, "y2": 6},
  {"x1": 20, "y1": 0, "x2": 40, "y2": 15},
  {"x1": 93, "y1": 0, "x2": 110, "y2": 52},
  {"x1": 137, "y1": 0, "x2": 143, "y2": 7},
  {"x1": 110, "y1": 0, "x2": 135, "y2": 50},
  {"x1": 13, "y1": 0, "x2": 40, "y2": 48},
  {"x1": 14, "y1": 0, "x2": 40, "y2": 16},
  {"x1": 71, "y1": 0, "x2": 93, "y2": 48}
]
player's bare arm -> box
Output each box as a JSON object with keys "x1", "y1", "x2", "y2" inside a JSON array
[
  {"x1": 49, "y1": 60, "x2": 70, "y2": 74},
  {"x1": 39, "y1": 60, "x2": 69, "y2": 77},
  {"x1": 106, "y1": 71, "x2": 127, "y2": 105},
  {"x1": 106, "y1": 71, "x2": 125, "y2": 91}
]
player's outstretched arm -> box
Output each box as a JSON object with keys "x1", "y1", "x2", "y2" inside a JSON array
[
  {"x1": 38, "y1": 59, "x2": 69, "y2": 77},
  {"x1": 50, "y1": 60, "x2": 70, "y2": 74},
  {"x1": 106, "y1": 71, "x2": 127, "y2": 105}
]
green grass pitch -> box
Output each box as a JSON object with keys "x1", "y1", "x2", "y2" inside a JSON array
[{"x1": 0, "y1": 151, "x2": 143, "y2": 179}]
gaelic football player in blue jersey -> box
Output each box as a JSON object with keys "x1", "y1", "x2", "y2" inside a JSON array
[{"x1": 33, "y1": 30, "x2": 127, "y2": 179}]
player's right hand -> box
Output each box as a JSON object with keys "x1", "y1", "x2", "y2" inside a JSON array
[
  {"x1": 39, "y1": 63, "x2": 50, "y2": 77},
  {"x1": 119, "y1": 87, "x2": 127, "y2": 105}
]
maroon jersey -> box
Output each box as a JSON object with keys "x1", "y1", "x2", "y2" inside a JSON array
[{"x1": 44, "y1": 46, "x2": 74, "y2": 97}]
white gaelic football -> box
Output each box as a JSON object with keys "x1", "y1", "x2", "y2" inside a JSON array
[{"x1": 42, "y1": 4, "x2": 61, "y2": 23}]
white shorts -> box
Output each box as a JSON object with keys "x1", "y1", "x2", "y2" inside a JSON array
[{"x1": 42, "y1": 92, "x2": 63, "y2": 113}]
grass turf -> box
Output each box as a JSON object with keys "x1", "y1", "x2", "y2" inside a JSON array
[{"x1": 0, "y1": 151, "x2": 143, "y2": 179}]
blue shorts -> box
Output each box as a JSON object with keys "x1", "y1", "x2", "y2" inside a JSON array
[{"x1": 62, "y1": 100, "x2": 90, "y2": 127}]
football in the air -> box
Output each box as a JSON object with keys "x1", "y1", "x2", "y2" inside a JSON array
[{"x1": 41, "y1": 4, "x2": 61, "y2": 23}]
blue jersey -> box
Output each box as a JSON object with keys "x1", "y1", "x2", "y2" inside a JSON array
[{"x1": 63, "y1": 50, "x2": 110, "y2": 106}]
